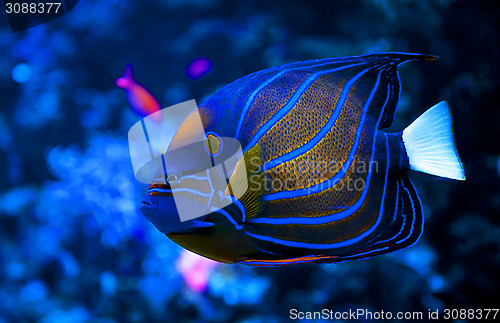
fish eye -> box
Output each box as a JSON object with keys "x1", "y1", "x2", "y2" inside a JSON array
[
  {"x1": 204, "y1": 132, "x2": 222, "y2": 157},
  {"x1": 166, "y1": 170, "x2": 181, "y2": 184}
]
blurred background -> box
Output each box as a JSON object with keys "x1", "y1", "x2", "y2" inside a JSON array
[{"x1": 0, "y1": 0, "x2": 499, "y2": 322}]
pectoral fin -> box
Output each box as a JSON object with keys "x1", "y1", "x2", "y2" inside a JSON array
[{"x1": 225, "y1": 144, "x2": 265, "y2": 221}]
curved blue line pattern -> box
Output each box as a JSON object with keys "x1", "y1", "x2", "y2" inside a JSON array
[
  {"x1": 149, "y1": 188, "x2": 173, "y2": 194},
  {"x1": 243, "y1": 62, "x2": 369, "y2": 151},
  {"x1": 403, "y1": 177, "x2": 424, "y2": 248},
  {"x1": 262, "y1": 66, "x2": 381, "y2": 172},
  {"x1": 233, "y1": 198, "x2": 246, "y2": 223},
  {"x1": 213, "y1": 208, "x2": 244, "y2": 230},
  {"x1": 262, "y1": 69, "x2": 385, "y2": 201},
  {"x1": 234, "y1": 70, "x2": 287, "y2": 139},
  {"x1": 245, "y1": 133, "x2": 390, "y2": 249},
  {"x1": 373, "y1": 181, "x2": 404, "y2": 245},
  {"x1": 396, "y1": 183, "x2": 417, "y2": 245},
  {"x1": 250, "y1": 79, "x2": 391, "y2": 225},
  {"x1": 234, "y1": 58, "x2": 380, "y2": 139}
]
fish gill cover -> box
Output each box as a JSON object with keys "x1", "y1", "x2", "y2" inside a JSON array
[{"x1": 0, "y1": 0, "x2": 499, "y2": 322}]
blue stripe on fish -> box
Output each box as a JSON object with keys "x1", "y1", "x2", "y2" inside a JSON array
[
  {"x1": 245, "y1": 132, "x2": 390, "y2": 248},
  {"x1": 262, "y1": 65, "x2": 382, "y2": 172},
  {"x1": 212, "y1": 208, "x2": 244, "y2": 230},
  {"x1": 261, "y1": 68, "x2": 385, "y2": 201},
  {"x1": 338, "y1": 246, "x2": 391, "y2": 262},
  {"x1": 253, "y1": 247, "x2": 282, "y2": 256},
  {"x1": 250, "y1": 73, "x2": 389, "y2": 225},
  {"x1": 402, "y1": 177, "x2": 425, "y2": 248},
  {"x1": 233, "y1": 198, "x2": 246, "y2": 223},
  {"x1": 243, "y1": 62, "x2": 372, "y2": 152},
  {"x1": 345, "y1": 176, "x2": 424, "y2": 261},
  {"x1": 371, "y1": 182, "x2": 403, "y2": 245},
  {"x1": 395, "y1": 181, "x2": 418, "y2": 245},
  {"x1": 235, "y1": 59, "x2": 375, "y2": 139},
  {"x1": 234, "y1": 70, "x2": 288, "y2": 138},
  {"x1": 149, "y1": 188, "x2": 172, "y2": 194}
]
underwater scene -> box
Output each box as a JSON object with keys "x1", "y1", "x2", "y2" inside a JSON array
[{"x1": 1, "y1": 0, "x2": 499, "y2": 322}]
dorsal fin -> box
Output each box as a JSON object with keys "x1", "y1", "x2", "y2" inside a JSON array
[
  {"x1": 278, "y1": 52, "x2": 437, "y2": 129},
  {"x1": 370, "y1": 53, "x2": 437, "y2": 129}
]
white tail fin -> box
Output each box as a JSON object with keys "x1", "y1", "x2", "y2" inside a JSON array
[{"x1": 402, "y1": 101, "x2": 466, "y2": 180}]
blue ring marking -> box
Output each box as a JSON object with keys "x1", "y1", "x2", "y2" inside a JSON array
[
  {"x1": 253, "y1": 247, "x2": 282, "y2": 256},
  {"x1": 340, "y1": 246, "x2": 390, "y2": 261},
  {"x1": 234, "y1": 59, "x2": 372, "y2": 139},
  {"x1": 384, "y1": 68, "x2": 401, "y2": 127},
  {"x1": 401, "y1": 177, "x2": 424, "y2": 248},
  {"x1": 234, "y1": 70, "x2": 287, "y2": 139},
  {"x1": 249, "y1": 73, "x2": 390, "y2": 226},
  {"x1": 213, "y1": 208, "x2": 243, "y2": 230},
  {"x1": 396, "y1": 181, "x2": 418, "y2": 245},
  {"x1": 261, "y1": 68, "x2": 384, "y2": 203},
  {"x1": 165, "y1": 167, "x2": 181, "y2": 184},
  {"x1": 391, "y1": 180, "x2": 399, "y2": 224},
  {"x1": 245, "y1": 131, "x2": 390, "y2": 249},
  {"x1": 233, "y1": 198, "x2": 246, "y2": 223},
  {"x1": 233, "y1": 53, "x2": 416, "y2": 141},
  {"x1": 389, "y1": 184, "x2": 408, "y2": 243},
  {"x1": 148, "y1": 188, "x2": 173, "y2": 194},
  {"x1": 213, "y1": 56, "x2": 368, "y2": 112},
  {"x1": 204, "y1": 131, "x2": 223, "y2": 157},
  {"x1": 262, "y1": 65, "x2": 380, "y2": 172},
  {"x1": 369, "y1": 177, "x2": 422, "y2": 249},
  {"x1": 243, "y1": 62, "x2": 370, "y2": 152},
  {"x1": 370, "y1": 181, "x2": 404, "y2": 245}
]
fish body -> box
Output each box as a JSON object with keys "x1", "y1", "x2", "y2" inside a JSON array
[
  {"x1": 116, "y1": 64, "x2": 161, "y2": 121},
  {"x1": 141, "y1": 53, "x2": 465, "y2": 266}
]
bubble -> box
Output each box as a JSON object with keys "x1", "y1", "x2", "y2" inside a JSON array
[
  {"x1": 0, "y1": 187, "x2": 39, "y2": 216},
  {"x1": 428, "y1": 274, "x2": 445, "y2": 292},
  {"x1": 100, "y1": 271, "x2": 117, "y2": 296},
  {"x1": 12, "y1": 63, "x2": 32, "y2": 83},
  {"x1": 19, "y1": 280, "x2": 48, "y2": 303}
]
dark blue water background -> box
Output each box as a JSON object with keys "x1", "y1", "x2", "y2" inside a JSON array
[{"x1": 0, "y1": 0, "x2": 499, "y2": 322}]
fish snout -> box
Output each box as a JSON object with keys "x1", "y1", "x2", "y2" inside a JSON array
[
  {"x1": 140, "y1": 191, "x2": 191, "y2": 234},
  {"x1": 140, "y1": 193, "x2": 158, "y2": 218}
]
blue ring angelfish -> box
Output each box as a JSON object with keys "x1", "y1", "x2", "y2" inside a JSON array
[{"x1": 138, "y1": 53, "x2": 466, "y2": 266}]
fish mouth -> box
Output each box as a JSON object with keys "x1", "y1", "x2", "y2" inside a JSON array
[{"x1": 140, "y1": 193, "x2": 158, "y2": 215}]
